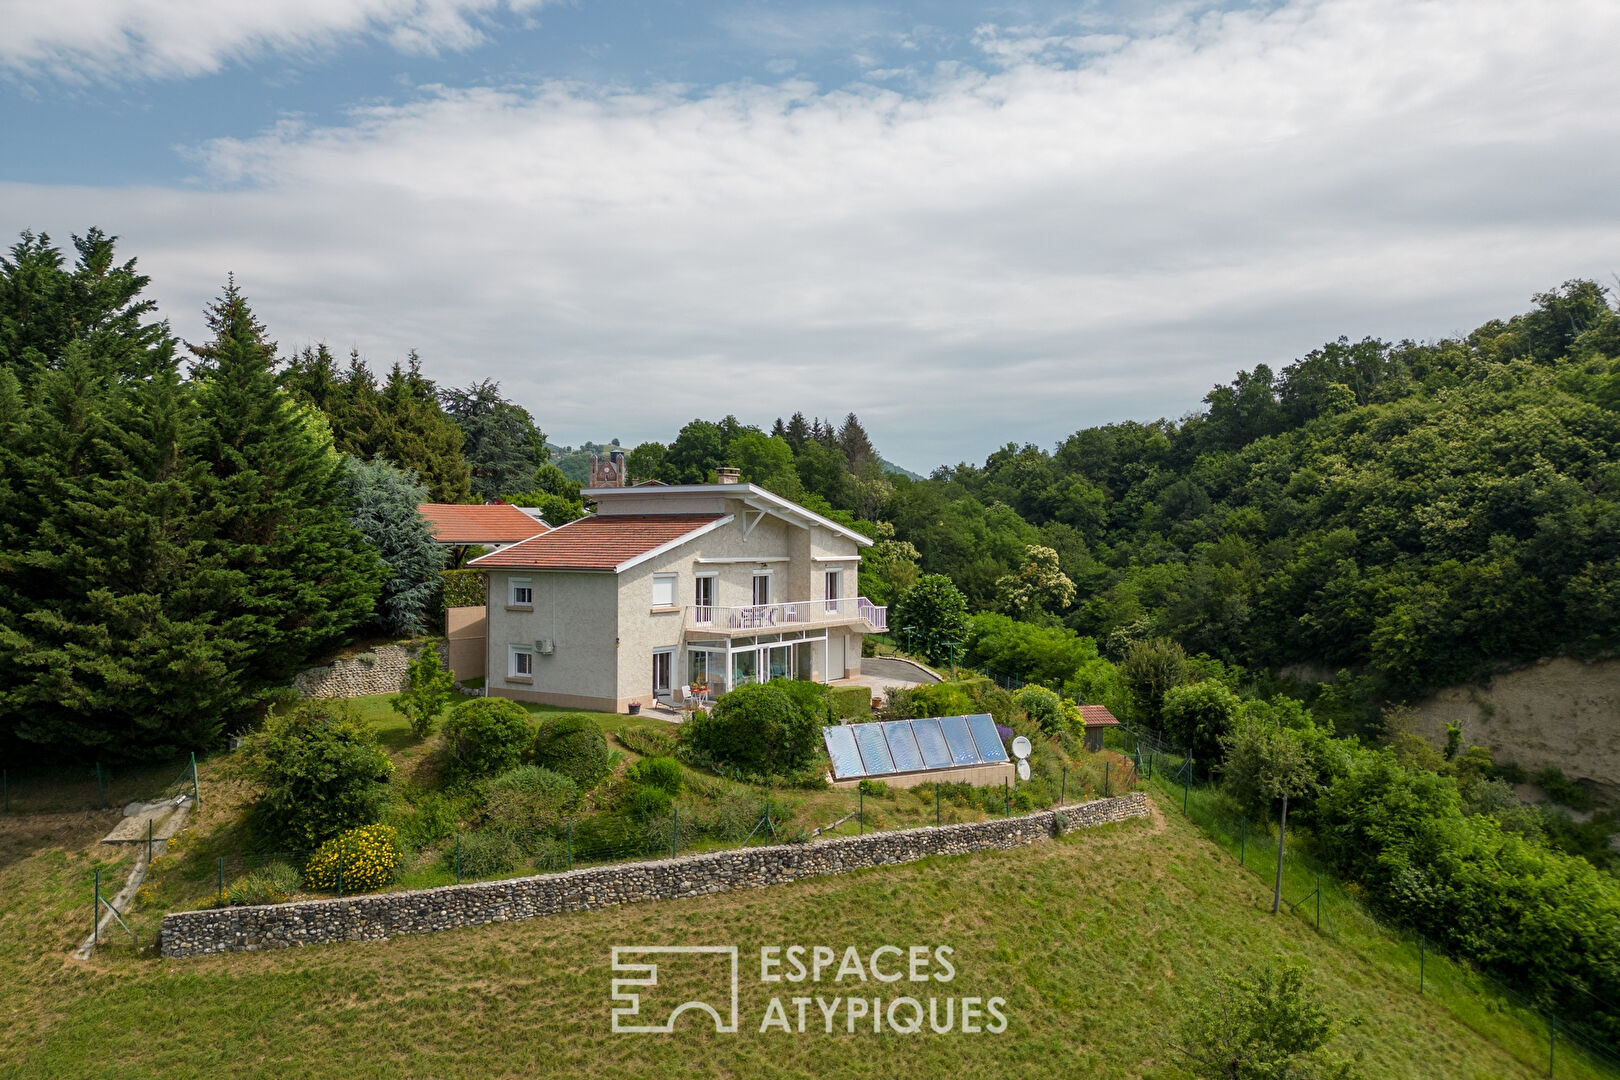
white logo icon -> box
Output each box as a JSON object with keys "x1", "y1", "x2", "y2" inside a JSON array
[{"x1": 610, "y1": 946, "x2": 740, "y2": 1034}]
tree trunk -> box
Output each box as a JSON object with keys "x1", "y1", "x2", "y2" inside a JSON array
[{"x1": 1272, "y1": 791, "x2": 1289, "y2": 914}]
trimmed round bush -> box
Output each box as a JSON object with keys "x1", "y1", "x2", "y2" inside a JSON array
[
  {"x1": 626, "y1": 756, "x2": 682, "y2": 795},
  {"x1": 303, "y1": 824, "x2": 403, "y2": 893},
  {"x1": 681, "y1": 682, "x2": 820, "y2": 777},
  {"x1": 533, "y1": 715, "x2": 613, "y2": 790},
  {"x1": 441, "y1": 697, "x2": 533, "y2": 780}
]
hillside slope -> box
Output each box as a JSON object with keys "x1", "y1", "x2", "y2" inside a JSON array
[{"x1": 2, "y1": 793, "x2": 1609, "y2": 1079}]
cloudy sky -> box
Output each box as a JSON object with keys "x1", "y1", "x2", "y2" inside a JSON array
[{"x1": 3, "y1": 0, "x2": 1617, "y2": 471}]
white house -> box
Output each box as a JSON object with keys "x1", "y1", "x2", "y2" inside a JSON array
[{"x1": 467, "y1": 478, "x2": 887, "y2": 713}]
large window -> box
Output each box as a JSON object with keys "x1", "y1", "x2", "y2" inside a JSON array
[
  {"x1": 652, "y1": 573, "x2": 678, "y2": 608},
  {"x1": 508, "y1": 578, "x2": 533, "y2": 607},
  {"x1": 752, "y1": 571, "x2": 771, "y2": 606},
  {"x1": 509, "y1": 645, "x2": 534, "y2": 680},
  {"x1": 824, "y1": 568, "x2": 842, "y2": 612},
  {"x1": 653, "y1": 649, "x2": 673, "y2": 693}
]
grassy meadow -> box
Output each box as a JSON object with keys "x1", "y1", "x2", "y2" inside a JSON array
[{"x1": 3, "y1": 773, "x2": 1614, "y2": 1079}]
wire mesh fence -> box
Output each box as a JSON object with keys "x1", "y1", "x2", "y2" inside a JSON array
[
  {"x1": 2, "y1": 753, "x2": 199, "y2": 815},
  {"x1": 1105, "y1": 725, "x2": 1620, "y2": 1079}
]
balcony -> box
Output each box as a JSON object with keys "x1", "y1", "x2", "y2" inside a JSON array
[{"x1": 685, "y1": 597, "x2": 887, "y2": 634}]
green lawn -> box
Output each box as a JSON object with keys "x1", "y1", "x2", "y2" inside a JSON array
[{"x1": 2, "y1": 784, "x2": 1614, "y2": 1079}]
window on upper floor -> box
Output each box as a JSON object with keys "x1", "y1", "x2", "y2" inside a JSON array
[
  {"x1": 652, "y1": 573, "x2": 678, "y2": 608},
  {"x1": 509, "y1": 578, "x2": 533, "y2": 607}
]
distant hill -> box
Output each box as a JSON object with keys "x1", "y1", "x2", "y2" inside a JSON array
[{"x1": 879, "y1": 455, "x2": 924, "y2": 481}]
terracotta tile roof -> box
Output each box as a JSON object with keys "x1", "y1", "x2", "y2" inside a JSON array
[
  {"x1": 418, "y1": 503, "x2": 550, "y2": 545},
  {"x1": 468, "y1": 514, "x2": 726, "y2": 571},
  {"x1": 1079, "y1": 705, "x2": 1121, "y2": 727}
]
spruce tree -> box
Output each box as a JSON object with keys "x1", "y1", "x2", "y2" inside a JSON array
[
  {"x1": 0, "y1": 261, "x2": 235, "y2": 757},
  {"x1": 189, "y1": 279, "x2": 383, "y2": 700},
  {"x1": 838, "y1": 412, "x2": 876, "y2": 470}
]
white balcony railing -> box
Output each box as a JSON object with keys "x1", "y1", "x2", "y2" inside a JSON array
[{"x1": 686, "y1": 596, "x2": 887, "y2": 632}]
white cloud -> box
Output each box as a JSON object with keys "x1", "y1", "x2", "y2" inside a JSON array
[
  {"x1": 4, "y1": 0, "x2": 1619, "y2": 468},
  {"x1": 0, "y1": 0, "x2": 554, "y2": 81}
]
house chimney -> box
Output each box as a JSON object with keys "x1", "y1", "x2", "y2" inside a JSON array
[{"x1": 716, "y1": 466, "x2": 741, "y2": 485}]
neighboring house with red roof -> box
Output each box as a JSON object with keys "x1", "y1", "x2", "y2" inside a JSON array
[
  {"x1": 418, "y1": 502, "x2": 551, "y2": 551},
  {"x1": 466, "y1": 480, "x2": 886, "y2": 713}
]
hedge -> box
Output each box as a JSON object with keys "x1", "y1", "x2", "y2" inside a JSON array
[{"x1": 441, "y1": 569, "x2": 487, "y2": 610}]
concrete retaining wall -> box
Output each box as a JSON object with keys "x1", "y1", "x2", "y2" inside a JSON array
[{"x1": 159, "y1": 792, "x2": 1149, "y2": 957}]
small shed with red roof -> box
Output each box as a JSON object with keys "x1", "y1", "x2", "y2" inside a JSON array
[{"x1": 1078, "y1": 705, "x2": 1121, "y2": 751}]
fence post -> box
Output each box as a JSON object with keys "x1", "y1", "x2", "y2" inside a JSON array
[
  {"x1": 1419, "y1": 936, "x2": 1425, "y2": 995},
  {"x1": 1060, "y1": 765, "x2": 1067, "y2": 805},
  {"x1": 935, "y1": 784, "x2": 941, "y2": 828},
  {"x1": 567, "y1": 820, "x2": 573, "y2": 871},
  {"x1": 96, "y1": 762, "x2": 106, "y2": 810},
  {"x1": 1104, "y1": 762, "x2": 1110, "y2": 798},
  {"x1": 859, "y1": 788, "x2": 864, "y2": 834},
  {"x1": 1183, "y1": 762, "x2": 1190, "y2": 813},
  {"x1": 671, "y1": 807, "x2": 678, "y2": 858},
  {"x1": 455, "y1": 835, "x2": 462, "y2": 884},
  {"x1": 1549, "y1": 1013, "x2": 1557, "y2": 1077},
  {"x1": 1004, "y1": 778, "x2": 1009, "y2": 816},
  {"x1": 765, "y1": 800, "x2": 772, "y2": 838},
  {"x1": 1240, "y1": 817, "x2": 1246, "y2": 866},
  {"x1": 147, "y1": 818, "x2": 153, "y2": 867},
  {"x1": 191, "y1": 752, "x2": 200, "y2": 808},
  {"x1": 1316, "y1": 874, "x2": 1322, "y2": 930},
  {"x1": 337, "y1": 864, "x2": 344, "y2": 899},
  {"x1": 93, "y1": 867, "x2": 101, "y2": 948},
  {"x1": 216, "y1": 857, "x2": 224, "y2": 906}
]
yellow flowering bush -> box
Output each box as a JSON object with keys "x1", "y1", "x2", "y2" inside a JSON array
[{"x1": 303, "y1": 824, "x2": 403, "y2": 893}]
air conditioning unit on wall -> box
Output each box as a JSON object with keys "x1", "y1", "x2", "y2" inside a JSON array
[{"x1": 535, "y1": 639, "x2": 554, "y2": 655}]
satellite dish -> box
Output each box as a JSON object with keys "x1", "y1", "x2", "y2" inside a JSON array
[
  {"x1": 1011, "y1": 736, "x2": 1032, "y2": 760},
  {"x1": 1016, "y1": 759, "x2": 1031, "y2": 781}
]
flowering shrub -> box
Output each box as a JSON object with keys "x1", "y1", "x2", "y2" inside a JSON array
[{"x1": 303, "y1": 824, "x2": 403, "y2": 893}]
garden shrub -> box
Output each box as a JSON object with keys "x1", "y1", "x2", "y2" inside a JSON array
[
  {"x1": 903, "y1": 681, "x2": 975, "y2": 719},
  {"x1": 441, "y1": 697, "x2": 532, "y2": 780},
  {"x1": 391, "y1": 641, "x2": 457, "y2": 739},
  {"x1": 626, "y1": 756, "x2": 683, "y2": 795},
  {"x1": 241, "y1": 702, "x2": 395, "y2": 848},
  {"x1": 774, "y1": 679, "x2": 831, "y2": 723},
  {"x1": 533, "y1": 715, "x2": 614, "y2": 790},
  {"x1": 1014, "y1": 685, "x2": 1067, "y2": 734},
  {"x1": 303, "y1": 824, "x2": 403, "y2": 892},
  {"x1": 389, "y1": 791, "x2": 459, "y2": 848},
  {"x1": 857, "y1": 778, "x2": 889, "y2": 797},
  {"x1": 828, "y1": 684, "x2": 873, "y2": 720},
  {"x1": 222, "y1": 861, "x2": 301, "y2": 906},
  {"x1": 482, "y1": 765, "x2": 579, "y2": 832},
  {"x1": 1160, "y1": 678, "x2": 1242, "y2": 765},
  {"x1": 449, "y1": 828, "x2": 523, "y2": 879},
  {"x1": 680, "y1": 682, "x2": 821, "y2": 777},
  {"x1": 615, "y1": 725, "x2": 677, "y2": 757},
  {"x1": 620, "y1": 784, "x2": 674, "y2": 822}
]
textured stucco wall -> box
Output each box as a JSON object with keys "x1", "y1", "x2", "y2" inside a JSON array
[{"x1": 159, "y1": 793, "x2": 1149, "y2": 958}]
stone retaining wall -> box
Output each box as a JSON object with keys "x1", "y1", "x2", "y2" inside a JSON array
[
  {"x1": 292, "y1": 642, "x2": 444, "y2": 700},
  {"x1": 159, "y1": 792, "x2": 1148, "y2": 958}
]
